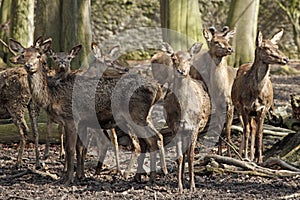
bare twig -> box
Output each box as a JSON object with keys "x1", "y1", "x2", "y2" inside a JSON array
[
  {"x1": 262, "y1": 157, "x2": 300, "y2": 172},
  {"x1": 204, "y1": 154, "x2": 300, "y2": 177}
]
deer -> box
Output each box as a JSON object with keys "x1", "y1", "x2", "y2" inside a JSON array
[
  {"x1": 231, "y1": 29, "x2": 289, "y2": 163},
  {"x1": 0, "y1": 39, "x2": 42, "y2": 169},
  {"x1": 190, "y1": 26, "x2": 236, "y2": 156},
  {"x1": 8, "y1": 37, "x2": 167, "y2": 185},
  {"x1": 162, "y1": 42, "x2": 211, "y2": 193},
  {"x1": 48, "y1": 43, "x2": 131, "y2": 175},
  {"x1": 44, "y1": 44, "x2": 82, "y2": 159}
]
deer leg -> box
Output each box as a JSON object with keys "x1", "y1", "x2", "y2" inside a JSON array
[
  {"x1": 176, "y1": 137, "x2": 184, "y2": 194},
  {"x1": 124, "y1": 151, "x2": 137, "y2": 180},
  {"x1": 15, "y1": 118, "x2": 28, "y2": 169},
  {"x1": 133, "y1": 152, "x2": 146, "y2": 183},
  {"x1": 243, "y1": 115, "x2": 250, "y2": 160},
  {"x1": 226, "y1": 103, "x2": 234, "y2": 157},
  {"x1": 148, "y1": 122, "x2": 168, "y2": 176},
  {"x1": 188, "y1": 133, "x2": 197, "y2": 193},
  {"x1": 28, "y1": 101, "x2": 41, "y2": 169},
  {"x1": 250, "y1": 118, "x2": 257, "y2": 161},
  {"x1": 76, "y1": 122, "x2": 89, "y2": 180},
  {"x1": 95, "y1": 140, "x2": 109, "y2": 175},
  {"x1": 63, "y1": 121, "x2": 77, "y2": 185},
  {"x1": 58, "y1": 124, "x2": 65, "y2": 159},
  {"x1": 109, "y1": 128, "x2": 121, "y2": 175},
  {"x1": 256, "y1": 111, "x2": 266, "y2": 163},
  {"x1": 124, "y1": 132, "x2": 140, "y2": 179}
]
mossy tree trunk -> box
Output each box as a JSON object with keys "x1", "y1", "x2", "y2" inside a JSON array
[
  {"x1": 276, "y1": 0, "x2": 300, "y2": 58},
  {"x1": 0, "y1": 0, "x2": 11, "y2": 64},
  {"x1": 226, "y1": 0, "x2": 260, "y2": 68},
  {"x1": 34, "y1": 0, "x2": 61, "y2": 53},
  {"x1": 160, "y1": 0, "x2": 206, "y2": 51},
  {"x1": 10, "y1": 0, "x2": 35, "y2": 48},
  {"x1": 61, "y1": 0, "x2": 92, "y2": 69}
]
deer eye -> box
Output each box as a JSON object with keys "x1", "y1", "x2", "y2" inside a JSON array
[{"x1": 67, "y1": 56, "x2": 72, "y2": 61}]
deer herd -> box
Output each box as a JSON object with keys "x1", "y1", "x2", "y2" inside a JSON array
[{"x1": 0, "y1": 26, "x2": 290, "y2": 193}]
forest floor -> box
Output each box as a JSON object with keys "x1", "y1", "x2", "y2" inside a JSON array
[{"x1": 0, "y1": 61, "x2": 300, "y2": 200}]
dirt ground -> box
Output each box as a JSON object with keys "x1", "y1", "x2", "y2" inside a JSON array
[{"x1": 0, "y1": 65, "x2": 300, "y2": 199}]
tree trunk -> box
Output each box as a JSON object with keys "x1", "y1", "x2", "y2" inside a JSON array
[
  {"x1": 77, "y1": 0, "x2": 92, "y2": 68},
  {"x1": 61, "y1": 0, "x2": 92, "y2": 69},
  {"x1": 0, "y1": 0, "x2": 11, "y2": 64},
  {"x1": 34, "y1": 0, "x2": 61, "y2": 52},
  {"x1": 226, "y1": 0, "x2": 260, "y2": 68},
  {"x1": 160, "y1": 0, "x2": 206, "y2": 51},
  {"x1": 10, "y1": 0, "x2": 35, "y2": 48}
]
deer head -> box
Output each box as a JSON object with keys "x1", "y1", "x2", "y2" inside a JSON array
[
  {"x1": 255, "y1": 29, "x2": 289, "y2": 65},
  {"x1": 90, "y1": 42, "x2": 129, "y2": 75},
  {"x1": 48, "y1": 44, "x2": 82, "y2": 74},
  {"x1": 163, "y1": 42, "x2": 202, "y2": 77},
  {"x1": 203, "y1": 26, "x2": 235, "y2": 57},
  {"x1": 8, "y1": 37, "x2": 52, "y2": 73}
]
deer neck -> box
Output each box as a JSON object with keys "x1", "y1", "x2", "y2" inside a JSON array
[
  {"x1": 173, "y1": 73, "x2": 191, "y2": 103},
  {"x1": 209, "y1": 50, "x2": 224, "y2": 66},
  {"x1": 27, "y1": 66, "x2": 51, "y2": 108},
  {"x1": 249, "y1": 53, "x2": 270, "y2": 92}
]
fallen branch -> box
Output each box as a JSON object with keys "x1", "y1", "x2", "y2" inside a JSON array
[
  {"x1": 204, "y1": 154, "x2": 300, "y2": 177},
  {"x1": 262, "y1": 157, "x2": 300, "y2": 172},
  {"x1": 1, "y1": 170, "x2": 29, "y2": 179},
  {"x1": 28, "y1": 168, "x2": 59, "y2": 180},
  {"x1": 279, "y1": 193, "x2": 300, "y2": 199},
  {"x1": 1, "y1": 168, "x2": 59, "y2": 180},
  {"x1": 231, "y1": 125, "x2": 295, "y2": 137}
]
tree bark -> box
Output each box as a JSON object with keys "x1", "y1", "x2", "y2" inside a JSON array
[
  {"x1": 61, "y1": 0, "x2": 92, "y2": 69},
  {"x1": 34, "y1": 0, "x2": 61, "y2": 52},
  {"x1": 226, "y1": 0, "x2": 260, "y2": 68},
  {"x1": 10, "y1": 0, "x2": 35, "y2": 48},
  {"x1": 0, "y1": 0, "x2": 11, "y2": 64},
  {"x1": 160, "y1": 0, "x2": 206, "y2": 51}
]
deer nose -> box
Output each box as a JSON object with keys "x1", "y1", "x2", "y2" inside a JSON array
[
  {"x1": 227, "y1": 47, "x2": 233, "y2": 52},
  {"x1": 25, "y1": 63, "x2": 32, "y2": 70},
  {"x1": 282, "y1": 57, "x2": 289, "y2": 64}
]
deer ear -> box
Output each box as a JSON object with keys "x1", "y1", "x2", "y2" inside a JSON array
[
  {"x1": 108, "y1": 45, "x2": 121, "y2": 60},
  {"x1": 40, "y1": 38, "x2": 52, "y2": 54},
  {"x1": 224, "y1": 28, "x2": 236, "y2": 40},
  {"x1": 203, "y1": 29, "x2": 213, "y2": 42},
  {"x1": 34, "y1": 36, "x2": 44, "y2": 48},
  {"x1": 161, "y1": 42, "x2": 174, "y2": 55},
  {"x1": 91, "y1": 42, "x2": 102, "y2": 59},
  {"x1": 8, "y1": 38, "x2": 24, "y2": 55},
  {"x1": 189, "y1": 42, "x2": 202, "y2": 56},
  {"x1": 270, "y1": 29, "x2": 283, "y2": 45},
  {"x1": 256, "y1": 31, "x2": 263, "y2": 47},
  {"x1": 69, "y1": 44, "x2": 82, "y2": 58}
]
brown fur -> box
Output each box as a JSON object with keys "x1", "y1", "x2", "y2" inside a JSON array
[
  {"x1": 162, "y1": 43, "x2": 211, "y2": 193},
  {"x1": 191, "y1": 27, "x2": 237, "y2": 156},
  {"x1": 231, "y1": 29, "x2": 289, "y2": 163},
  {"x1": 1, "y1": 41, "x2": 41, "y2": 169},
  {"x1": 10, "y1": 39, "x2": 167, "y2": 185}
]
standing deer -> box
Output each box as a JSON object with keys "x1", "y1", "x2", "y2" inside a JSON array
[
  {"x1": 163, "y1": 42, "x2": 211, "y2": 193},
  {"x1": 231, "y1": 29, "x2": 289, "y2": 163},
  {"x1": 45, "y1": 44, "x2": 82, "y2": 159},
  {"x1": 9, "y1": 38, "x2": 167, "y2": 185},
  {"x1": 190, "y1": 27, "x2": 236, "y2": 156},
  {"x1": 0, "y1": 38, "x2": 42, "y2": 169}
]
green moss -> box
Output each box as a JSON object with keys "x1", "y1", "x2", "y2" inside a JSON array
[{"x1": 121, "y1": 49, "x2": 157, "y2": 60}]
